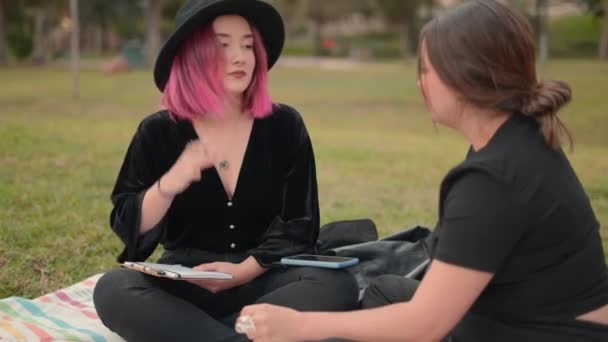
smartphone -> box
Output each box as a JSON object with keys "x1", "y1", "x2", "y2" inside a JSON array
[{"x1": 280, "y1": 254, "x2": 359, "y2": 269}]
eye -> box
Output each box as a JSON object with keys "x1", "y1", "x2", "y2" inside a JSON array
[{"x1": 244, "y1": 44, "x2": 253, "y2": 49}]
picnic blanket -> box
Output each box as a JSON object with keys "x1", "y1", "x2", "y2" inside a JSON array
[{"x1": 0, "y1": 274, "x2": 124, "y2": 342}]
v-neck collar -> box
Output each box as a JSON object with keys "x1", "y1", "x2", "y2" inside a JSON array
[{"x1": 183, "y1": 117, "x2": 258, "y2": 202}]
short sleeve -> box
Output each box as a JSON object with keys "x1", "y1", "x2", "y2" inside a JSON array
[{"x1": 435, "y1": 171, "x2": 527, "y2": 273}]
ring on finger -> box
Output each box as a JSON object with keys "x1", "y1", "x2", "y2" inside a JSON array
[{"x1": 235, "y1": 315, "x2": 256, "y2": 334}]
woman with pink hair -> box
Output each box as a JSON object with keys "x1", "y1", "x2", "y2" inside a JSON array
[{"x1": 92, "y1": 1, "x2": 358, "y2": 341}]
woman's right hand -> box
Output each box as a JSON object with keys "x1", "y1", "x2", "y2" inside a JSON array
[{"x1": 159, "y1": 139, "x2": 215, "y2": 196}]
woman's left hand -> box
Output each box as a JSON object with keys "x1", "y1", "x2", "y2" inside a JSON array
[
  {"x1": 187, "y1": 261, "x2": 249, "y2": 293},
  {"x1": 237, "y1": 304, "x2": 304, "y2": 342}
]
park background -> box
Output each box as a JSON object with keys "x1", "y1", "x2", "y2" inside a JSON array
[{"x1": 1, "y1": 0, "x2": 607, "y2": 299}]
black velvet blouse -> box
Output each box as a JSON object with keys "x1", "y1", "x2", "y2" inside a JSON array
[{"x1": 109, "y1": 104, "x2": 320, "y2": 267}]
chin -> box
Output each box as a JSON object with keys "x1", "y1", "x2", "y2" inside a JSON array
[
  {"x1": 429, "y1": 113, "x2": 441, "y2": 124},
  {"x1": 434, "y1": 117, "x2": 458, "y2": 129},
  {"x1": 428, "y1": 114, "x2": 447, "y2": 128},
  {"x1": 225, "y1": 83, "x2": 251, "y2": 95}
]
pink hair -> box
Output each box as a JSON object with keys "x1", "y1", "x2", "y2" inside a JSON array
[{"x1": 161, "y1": 21, "x2": 273, "y2": 120}]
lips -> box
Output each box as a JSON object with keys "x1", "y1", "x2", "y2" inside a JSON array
[{"x1": 229, "y1": 71, "x2": 246, "y2": 78}]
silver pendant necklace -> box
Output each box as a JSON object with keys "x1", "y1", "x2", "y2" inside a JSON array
[
  {"x1": 219, "y1": 159, "x2": 229, "y2": 170},
  {"x1": 202, "y1": 116, "x2": 249, "y2": 172}
]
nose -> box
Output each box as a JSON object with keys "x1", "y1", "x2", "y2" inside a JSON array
[{"x1": 228, "y1": 45, "x2": 245, "y2": 65}]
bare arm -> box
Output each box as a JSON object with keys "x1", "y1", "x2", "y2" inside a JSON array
[
  {"x1": 241, "y1": 260, "x2": 493, "y2": 342},
  {"x1": 306, "y1": 260, "x2": 491, "y2": 341},
  {"x1": 139, "y1": 176, "x2": 176, "y2": 234},
  {"x1": 139, "y1": 139, "x2": 214, "y2": 233},
  {"x1": 190, "y1": 256, "x2": 268, "y2": 293}
]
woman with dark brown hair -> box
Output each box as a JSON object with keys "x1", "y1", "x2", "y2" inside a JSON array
[{"x1": 235, "y1": 1, "x2": 608, "y2": 341}]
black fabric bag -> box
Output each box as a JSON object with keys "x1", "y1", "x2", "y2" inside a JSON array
[
  {"x1": 317, "y1": 220, "x2": 433, "y2": 296},
  {"x1": 316, "y1": 218, "x2": 378, "y2": 251}
]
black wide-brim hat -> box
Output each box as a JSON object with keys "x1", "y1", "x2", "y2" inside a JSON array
[{"x1": 153, "y1": 0, "x2": 284, "y2": 91}]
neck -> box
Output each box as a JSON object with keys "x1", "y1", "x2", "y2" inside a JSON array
[
  {"x1": 198, "y1": 92, "x2": 245, "y2": 124},
  {"x1": 223, "y1": 92, "x2": 244, "y2": 120},
  {"x1": 458, "y1": 107, "x2": 511, "y2": 151}
]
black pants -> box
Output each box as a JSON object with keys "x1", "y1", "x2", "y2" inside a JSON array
[
  {"x1": 360, "y1": 275, "x2": 455, "y2": 341},
  {"x1": 361, "y1": 274, "x2": 420, "y2": 309},
  {"x1": 360, "y1": 275, "x2": 608, "y2": 342},
  {"x1": 93, "y1": 265, "x2": 359, "y2": 342}
]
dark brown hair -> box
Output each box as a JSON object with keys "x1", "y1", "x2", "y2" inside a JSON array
[{"x1": 418, "y1": 0, "x2": 572, "y2": 149}]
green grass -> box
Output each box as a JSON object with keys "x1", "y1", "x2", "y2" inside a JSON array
[{"x1": 1, "y1": 59, "x2": 607, "y2": 299}]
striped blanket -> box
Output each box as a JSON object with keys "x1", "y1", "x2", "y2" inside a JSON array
[{"x1": 0, "y1": 274, "x2": 125, "y2": 342}]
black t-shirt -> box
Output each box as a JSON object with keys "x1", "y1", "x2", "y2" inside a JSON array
[
  {"x1": 432, "y1": 114, "x2": 608, "y2": 341},
  {"x1": 110, "y1": 104, "x2": 320, "y2": 267}
]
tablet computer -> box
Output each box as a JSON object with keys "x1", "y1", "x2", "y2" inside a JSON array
[
  {"x1": 121, "y1": 262, "x2": 233, "y2": 280},
  {"x1": 280, "y1": 255, "x2": 359, "y2": 269}
]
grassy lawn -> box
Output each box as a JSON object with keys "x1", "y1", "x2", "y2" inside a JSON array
[{"x1": 1, "y1": 59, "x2": 607, "y2": 299}]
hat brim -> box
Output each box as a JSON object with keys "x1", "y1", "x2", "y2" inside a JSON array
[{"x1": 154, "y1": 0, "x2": 284, "y2": 91}]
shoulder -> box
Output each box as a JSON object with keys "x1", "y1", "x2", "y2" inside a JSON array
[
  {"x1": 444, "y1": 170, "x2": 507, "y2": 203},
  {"x1": 441, "y1": 161, "x2": 506, "y2": 200},
  {"x1": 136, "y1": 110, "x2": 179, "y2": 135},
  {"x1": 441, "y1": 116, "x2": 543, "y2": 196},
  {"x1": 441, "y1": 170, "x2": 524, "y2": 234},
  {"x1": 126, "y1": 110, "x2": 191, "y2": 154},
  {"x1": 132, "y1": 109, "x2": 193, "y2": 144},
  {"x1": 263, "y1": 104, "x2": 306, "y2": 131},
  {"x1": 261, "y1": 104, "x2": 310, "y2": 144},
  {"x1": 450, "y1": 116, "x2": 563, "y2": 198}
]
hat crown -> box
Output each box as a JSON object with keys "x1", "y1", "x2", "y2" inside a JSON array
[{"x1": 175, "y1": 0, "x2": 222, "y2": 27}]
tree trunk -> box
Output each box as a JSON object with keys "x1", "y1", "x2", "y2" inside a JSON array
[
  {"x1": 400, "y1": 21, "x2": 412, "y2": 58},
  {"x1": 145, "y1": 0, "x2": 165, "y2": 67},
  {"x1": 310, "y1": 19, "x2": 323, "y2": 57},
  {"x1": 408, "y1": 17, "x2": 420, "y2": 55},
  {"x1": 70, "y1": 0, "x2": 79, "y2": 100},
  {"x1": 600, "y1": 0, "x2": 608, "y2": 59},
  {"x1": 105, "y1": 27, "x2": 120, "y2": 52},
  {"x1": 536, "y1": 0, "x2": 549, "y2": 65},
  {"x1": 31, "y1": 7, "x2": 47, "y2": 64},
  {"x1": 93, "y1": 24, "x2": 103, "y2": 54},
  {"x1": 0, "y1": 0, "x2": 6, "y2": 66}
]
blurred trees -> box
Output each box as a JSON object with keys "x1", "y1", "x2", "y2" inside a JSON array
[
  {"x1": 509, "y1": 0, "x2": 607, "y2": 61},
  {"x1": 144, "y1": 0, "x2": 166, "y2": 67},
  {"x1": 24, "y1": 0, "x2": 65, "y2": 64},
  {"x1": 0, "y1": 0, "x2": 606, "y2": 64},
  {"x1": 373, "y1": 0, "x2": 428, "y2": 57},
  {"x1": 602, "y1": 0, "x2": 608, "y2": 58},
  {"x1": 5, "y1": 2, "x2": 35, "y2": 61},
  {"x1": 586, "y1": 0, "x2": 608, "y2": 58},
  {"x1": 4, "y1": 0, "x2": 58, "y2": 63},
  {"x1": 275, "y1": 0, "x2": 429, "y2": 57},
  {"x1": 305, "y1": 0, "x2": 373, "y2": 56},
  {"x1": 0, "y1": 0, "x2": 6, "y2": 65},
  {"x1": 0, "y1": 0, "x2": 183, "y2": 66},
  {"x1": 1, "y1": 0, "x2": 427, "y2": 64},
  {"x1": 275, "y1": 0, "x2": 374, "y2": 56},
  {"x1": 537, "y1": 0, "x2": 549, "y2": 63},
  {"x1": 79, "y1": 0, "x2": 141, "y2": 54}
]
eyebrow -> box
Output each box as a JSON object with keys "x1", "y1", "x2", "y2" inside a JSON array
[{"x1": 215, "y1": 33, "x2": 253, "y2": 39}]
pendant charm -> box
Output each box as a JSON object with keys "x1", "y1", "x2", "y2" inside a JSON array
[{"x1": 219, "y1": 160, "x2": 229, "y2": 170}]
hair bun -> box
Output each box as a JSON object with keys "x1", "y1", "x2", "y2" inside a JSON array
[{"x1": 522, "y1": 80, "x2": 571, "y2": 117}]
